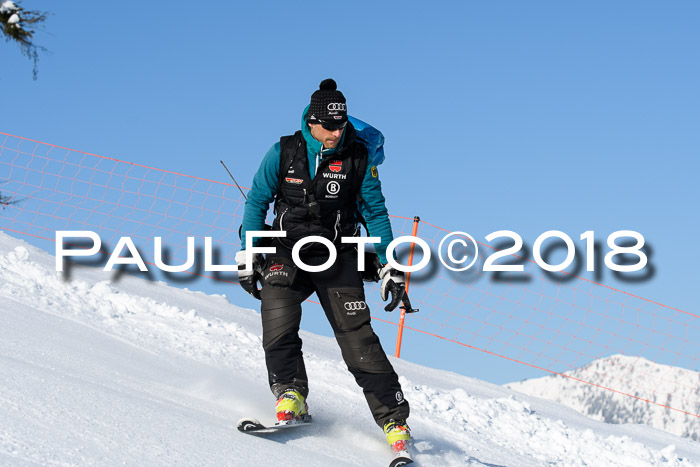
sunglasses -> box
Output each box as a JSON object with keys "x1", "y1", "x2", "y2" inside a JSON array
[{"x1": 320, "y1": 120, "x2": 347, "y2": 131}]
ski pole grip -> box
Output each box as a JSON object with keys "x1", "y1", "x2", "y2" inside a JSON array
[{"x1": 400, "y1": 291, "x2": 419, "y2": 313}]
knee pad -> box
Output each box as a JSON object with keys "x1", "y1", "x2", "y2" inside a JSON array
[{"x1": 261, "y1": 294, "x2": 302, "y2": 350}]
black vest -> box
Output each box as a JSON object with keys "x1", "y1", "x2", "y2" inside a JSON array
[{"x1": 272, "y1": 126, "x2": 368, "y2": 249}]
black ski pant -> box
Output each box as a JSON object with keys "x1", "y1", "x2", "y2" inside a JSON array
[{"x1": 259, "y1": 243, "x2": 409, "y2": 427}]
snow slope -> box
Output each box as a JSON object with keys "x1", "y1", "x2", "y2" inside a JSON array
[
  {"x1": 0, "y1": 230, "x2": 698, "y2": 466},
  {"x1": 506, "y1": 355, "x2": 699, "y2": 442}
]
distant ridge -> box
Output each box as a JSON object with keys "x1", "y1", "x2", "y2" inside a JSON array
[{"x1": 507, "y1": 354, "x2": 699, "y2": 440}]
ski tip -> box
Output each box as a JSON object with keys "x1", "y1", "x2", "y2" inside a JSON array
[
  {"x1": 237, "y1": 418, "x2": 264, "y2": 432},
  {"x1": 237, "y1": 414, "x2": 313, "y2": 434},
  {"x1": 389, "y1": 451, "x2": 413, "y2": 467}
]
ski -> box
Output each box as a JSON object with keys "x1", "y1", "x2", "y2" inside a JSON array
[
  {"x1": 389, "y1": 449, "x2": 413, "y2": 467},
  {"x1": 236, "y1": 414, "x2": 312, "y2": 435}
]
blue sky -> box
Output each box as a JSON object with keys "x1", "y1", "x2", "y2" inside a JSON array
[{"x1": 2, "y1": 1, "x2": 698, "y2": 384}]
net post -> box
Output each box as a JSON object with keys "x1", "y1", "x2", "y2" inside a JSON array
[{"x1": 395, "y1": 215, "x2": 421, "y2": 358}]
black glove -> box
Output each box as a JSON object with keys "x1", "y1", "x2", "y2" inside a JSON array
[
  {"x1": 235, "y1": 250, "x2": 262, "y2": 299},
  {"x1": 379, "y1": 264, "x2": 406, "y2": 312}
]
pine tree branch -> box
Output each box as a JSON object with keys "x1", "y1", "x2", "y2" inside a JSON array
[{"x1": 1, "y1": 1, "x2": 50, "y2": 79}]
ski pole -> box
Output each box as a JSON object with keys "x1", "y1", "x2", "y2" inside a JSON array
[{"x1": 220, "y1": 160, "x2": 248, "y2": 200}]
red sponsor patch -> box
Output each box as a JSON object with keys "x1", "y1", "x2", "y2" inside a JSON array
[
  {"x1": 329, "y1": 160, "x2": 342, "y2": 173},
  {"x1": 270, "y1": 264, "x2": 283, "y2": 271},
  {"x1": 285, "y1": 177, "x2": 303, "y2": 184}
]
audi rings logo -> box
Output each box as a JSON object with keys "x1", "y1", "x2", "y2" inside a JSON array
[
  {"x1": 327, "y1": 102, "x2": 346, "y2": 111},
  {"x1": 344, "y1": 301, "x2": 367, "y2": 311}
]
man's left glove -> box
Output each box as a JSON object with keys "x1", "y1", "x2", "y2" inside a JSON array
[
  {"x1": 379, "y1": 264, "x2": 406, "y2": 312},
  {"x1": 235, "y1": 250, "x2": 263, "y2": 300}
]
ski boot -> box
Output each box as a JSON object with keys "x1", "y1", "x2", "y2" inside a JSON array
[
  {"x1": 383, "y1": 419, "x2": 411, "y2": 453},
  {"x1": 275, "y1": 389, "x2": 308, "y2": 424}
]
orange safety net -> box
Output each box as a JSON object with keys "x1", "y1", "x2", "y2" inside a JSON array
[{"x1": 1, "y1": 131, "x2": 698, "y2": 419}]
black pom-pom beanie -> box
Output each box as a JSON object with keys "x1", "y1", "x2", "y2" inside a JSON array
[{"x1": 307, "y1": 78, "x2": 347, "y2": 127}]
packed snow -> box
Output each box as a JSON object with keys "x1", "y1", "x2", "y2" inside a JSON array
[
  {"x1": 0, "y1": 230, "x2": 698, "y2": 466},
  {"x1": 506, "y1": 355, "x2": 699, "y2": 441}
]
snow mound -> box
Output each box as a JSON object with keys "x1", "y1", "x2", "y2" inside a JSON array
[{"x1": 1, "y1": 231, "x2": 698, "y2": 466}]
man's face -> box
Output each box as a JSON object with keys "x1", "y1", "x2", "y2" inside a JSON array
[{"x1": 309, "y1": 123, "x2": 345, "y2": 149}]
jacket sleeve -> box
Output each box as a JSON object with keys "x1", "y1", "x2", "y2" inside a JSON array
[
  {"x1": 240, "y1": 143, "x2": 280, "y2": 250},
  {"x1": 358, "y1": 163, "x2": 394, "y2": 264}
]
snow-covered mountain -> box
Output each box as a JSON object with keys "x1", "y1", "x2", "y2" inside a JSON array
[
  {"x1": 1, "y1": 229, "x2": 698, "y2": 466},
  {"x1": 506, "y1": 355, "x2": 700, "y2": 442}
]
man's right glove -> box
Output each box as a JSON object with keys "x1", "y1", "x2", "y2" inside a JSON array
[
  {"x1": 235, "y1": 250, "x2": 263, "y2": 299},
  {"x1": 379, "y1": 264, "x2": 407, "y2": 312}
]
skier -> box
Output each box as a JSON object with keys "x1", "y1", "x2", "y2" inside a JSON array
[{"x1": 235, "y1": 79, "x2": 411, "y2": 454}]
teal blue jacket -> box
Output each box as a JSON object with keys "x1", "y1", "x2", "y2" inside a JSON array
[{"x1": 240, "y1": 107, "x2": 394, "y2": 264}]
